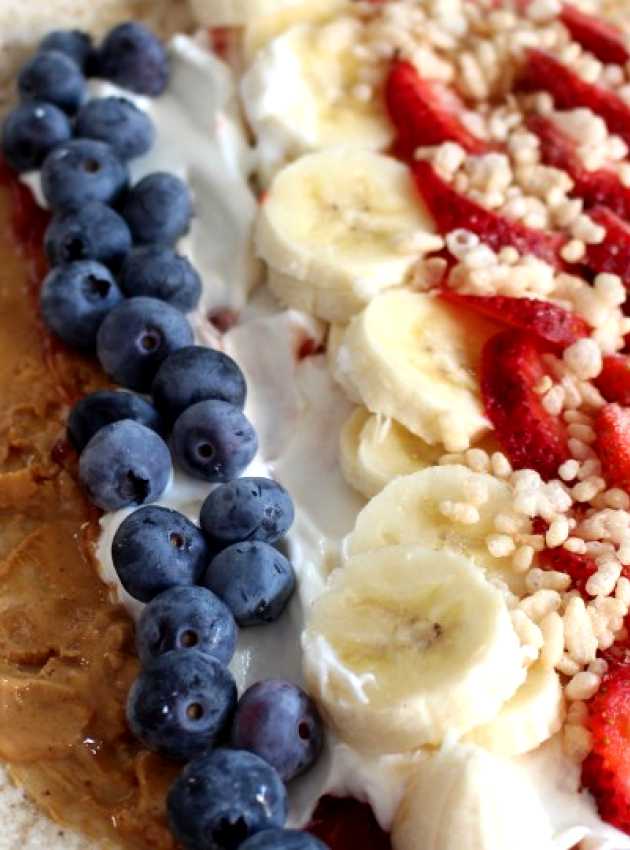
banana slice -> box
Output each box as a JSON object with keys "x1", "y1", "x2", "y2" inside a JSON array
[
  {"x1": 336, "y1": 289, "x2": 498, "y2": 448},
  {"x1": 392, "y1": 745, "x2": 555, "y2": 850},
  {"x1": 303, "y1": 543, "x2": 525, "y2": 754},
  {"x1": 465, "y1": 664, "x2": 565, "y2": 757},
  {"x1": 242, "y1": 0, "x2": 349, "y2": 60},
  {"x1": 190, "y1": 0, "x2": 302, "y2": 27},
  {"x1": 340, "y1": 407, "x2": 443, "y2": 500},
  {"x1": 256, "y1": 149, "x2": 439, "y2": 322}
]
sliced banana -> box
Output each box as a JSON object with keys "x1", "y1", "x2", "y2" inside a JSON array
[
  {"x1": 190, "y1": 0, "x2": 302, "y2": 27},
  {"x1": 340, "y1": 407, "x2": 443, "y2": 500},
  {"x1": 256, "y1": 149, "x2": 439, "y2": 322},
  {"x1": 392, "y1": 745, "x2": 555, "y2": 850},
  {"x1": 242, "y1": 0, "x2": 349, "y2": 60},
  {"x1": 465, "y1": 664, "x2": 565, "y2": 757},
  {"x1": 336, "y1": 290, "x2": 498, "y2": 448},
  {"x1": 303, "y1": 543, "x2": 525, "y2": 754}
]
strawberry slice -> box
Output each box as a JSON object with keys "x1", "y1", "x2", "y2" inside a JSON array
[
  {"x1": 560, "y1": 4, "x2": 629, "y2": 66},
  {"x1": 526, "y1": 113, "x2": 630, "y2": 221},
  {"x1": 595, "y1": 403, "x2": 630, "y2": 491},
  {"x1": 584, "y1": 206, "x2": 630, "y2": 287},
  {"x1": 539, "y1": 547, "x2": 597, "y2": 596},
  {"x1": 481, "y1": 330, "x2": 570, "y2": 479},
  {"x1": 582, "y1": 663, "x2": 630, "y2": 834},
  {"x1": 385, "y1": 59, "x2": 490, "y2": 159},
  {"x1": 411, "y1": 159, "x2": 567, "y2": 268},
  {"x1": 518, "y1": 49, "x2": 630, "y2": 148},
  {"x1": 595, "y1": 355, "x2": 630, "y2": 406},
  {"x1": 440, "y1": 290, "x2": 589, "y2": 350}
]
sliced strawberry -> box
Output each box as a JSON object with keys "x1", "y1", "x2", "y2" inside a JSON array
[
  {"x1": 539, "y1": 547, "x2": 598, "y2": 596},
  {"x1": 481, "y1": 330, "x2": 570, "y2": 479},
  {"x1": 560, "y1": 4, "x2": 629, "y2": 66},
  {"x1": 595, "y1": 355, "x2": 630, "y2": 406},
  {"x1": 411, "y1": 159, "x2": 567, "y2": 268},
  {"x1": 582, "y1": 663, "x2": 630, "y2": 834},
  {"x1": 518, "y1": 49, "x2": 630, "y2": 148},
  {"x1": 595, "y1": 403, "x2": 630, "y2": 491},
  {"x1": 584, "y1": 206, "x2": 630, "y2": 287},
  {"x1": 440, "y1": 290, "x2": 589, "y2": 350},
  {"x1": 526, "y1": 113, "x2": 630, "y2": 220},
  {"x1": 385, "y1": 59, "x2": 490, "y2": 159}
]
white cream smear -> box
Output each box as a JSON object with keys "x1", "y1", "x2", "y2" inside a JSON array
[{"x1": 20, "y1": 31, "x2": 630, "y2": 850}]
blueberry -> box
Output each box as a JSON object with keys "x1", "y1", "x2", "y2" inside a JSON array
[
  {"x1": 203, "y1": 541, "x2": 295, "y2": 627},
  {"x1": 119, "y1": 246, "x2": 201, "y2": 311},
  {"x1": 200, "y1": 479, "x2": 294, "y2": 548},
  {"x1": 122, "y1": 172, "x2": 192, "y2": 245},
  {"x1": 97, "y1": 22, "x2": 169, "y2": 96},
  {"x1": 18, "y1": 50, "x2": 85, "y2": 114},
  {"x1": 96, "y1": 296, "x2": 194, "y2": 392},
  {"x1": 75, "y1": 97, "x2": 155, "y2": 161},
  {"x1": 152, "y1": 347, "x2": 246, "y2": 423},
  {"x1": 240, "y1": 830, "x2": 329, "y2": 850},
  {"x1": 45, "y1": 201, "x2": 132, "y2": 269},
  {"x1": 40, "y1": 260, "x2": 122, "y2": 349},
  {"x1": 136, "y1": 585, "x2": 237, "y2": 667},
  {"x1": 167, "y1": 748, "x2": 287, "y2": 850},
  {"x1": 112, "y1": 506, "x2": 209, "y2": 603},
  {"x1": 39, "y1": 30, "x2": 93, "y2": 70},
  {"x1": 172, "y1": 400, "x2": 257, "y2": 483},
  {"x1": 68, "y1": 389, "x2": 163, "y2": 452},
  {"x1": 231, "y1": 680, "x2": 323, "y2": 782},
  {"x1": 126, "y1": 649, "x2": 237, "y2": 761},
  {"x1": 41, "y1": 139, "x2": 128, "y2": 211},
  {"x1": 79, "y1": 419, "x2": 171, "y2": 511},
  {"x1": 1, "y1": 101, "x2": 71, "y2": 173}
]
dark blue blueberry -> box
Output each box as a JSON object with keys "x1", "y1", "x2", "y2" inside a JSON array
[
  {"x1": 41, "y1": 139, "x2": 129, "y2": 211},
  {"x1": 39, "y1": 30, "x2": 93, "y2": 70},
  {"x1": 18, "y1": 50, "x2": 85, "y2": 114},
  {"x1": 78, "y1": 419, "x2": 171, "y2": 511},
  {"x1": 240, "y1": 830, "x2": 329, "y2": 850},
  {"x1": 136, "y1": 585, "x2": 237, "y2": 667},
  {"x1": 112, "y1": 506, "x2": 209, "y2": 603},
  {"x1": 119, "y1": 246, "x2": 201, "y2": 312},
  {"x1": 122, "y1": 172, "x2": 192, "y2": 245},
  {"x1": 172, "y1": 400, "x2": 257, "y2": 483},
  {"x1": 45, "y1": 201, "x2": 132, "y2": 268},
  {"x1": 40, "y1": 260, "x2": 122, "y2": 349},
  {"x1": 231, "y1": 680, "x2": 323, "y2": 782},
  {"x1": 152, "y1": 347, "x2": 246, "y2": 423},
  {"x1": 1, "y1": 101, "x2": 71, "y2": 173},
  {"x1": 75, "y1": 97, "x2": 155, "y2": 161},
  {"x1": 96, "y1": 296, "x2": 194, "y2": 392},
  {"x1": 200, "y1": 478, "x2": 294, "y2": 548},
  {"x1": 126, "y1": 649, "x2": 237, "y2": 761},
  {"x1": 97, "y1": 22, "x2": 169, "y2": 96},
  {"x1": 67, "y1": 389, "x2": 163, "y2": 452},
  {"x1": 167, "y1": 748, "x2": 287, "y2": 850},
  {"x1": 203, "y1": 541, "x2": 295, "y2": 627}
]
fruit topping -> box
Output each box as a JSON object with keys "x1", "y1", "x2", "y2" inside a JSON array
[
  {"x1": 136, "y1": 585, "x2": 238, "y2": 667},
  {"x1": 1, "y1": 101, "x2": 71, "y2": 172},
  {"x1": 538, "y1": 548, "x2": 598, "y2": 597},
  {"x1": 167, "y1": 748, "x2": 288, "y2": 850},
  {"x1": 39, "y1": 259, "x2": 123, "y2": 349},
  {"x1": 583, "y1": 206, "x2": 630, "y2": 287},
  {"x1": 18, "y1": 50, "x2": 86, "y2": 114},
  {"x1": 441, "y1": 290, "x2": 589, "y2": 350},
  {"x1": 39, "y1": 29, "x2": 93, "y2": 71},
  {"x1": 112, "y1": 505, "x2": 210, "y2": 602},
  {"x1": 412, "y1": 159, "x2": 567, "y2": 267},
  {"x1": 204, "y1": 540, "x2": 295, "y2": 626},
  {"x1": 67, "y1": 389, "x2": 163, "y2": 452},
  {"x1": 78, "y1": 419, "x2": 172, "y2": 511},
  {"x1": 75, "y1": 96, "x2": 155, "y2": 161},
  {"x1": 594, "y1": 403, "x2": 630, "y2": 492},
  {"x1": 126, "y1": 649, "x2": 237, "y2": 760},
  {"x1": 595, "y1": 355, "x2": 630, "y2": 406},
  {"x1": 309, "y1": 797, "x2": 391, "y2": 850},
  {"x1": 152, "y1": 346, "x2": 246, "y2": 422},
  {"x1": 231, "y1": 679, "x2": 324, "y2": 782},
  {"x1": 96, "y1": 296, "x2": 194, "y2": 391},
  {"x1": 121, "y1": 171, "x2": 192, "y2": 244},
  {"x1": 241, "y1": 830, "x2": 329, "y2": 850},
  {"x1": 481, "y1": 330, "x2": 570, "y2": 479},
  {"x1": 559, "y1": 4, "x2": 630, "y2": 66},
  {"x1": 385, "y1": 58, "x2": 489, "y2": 159},
  {"x1": 119, "y1": 247, "x2": 202, "y2": 312},
  {"x1": 45, "y1": 200, "x2": 132, "y2": 269},
  {"x1": 96, "y1": 21, "x2": 170, "y2": 96},
  {"x1": 199, "y1": 477, "x2": 295, "y2": 548},
  {"x1": 41, "y1": 138, "x2": 129, "y2": 210}
]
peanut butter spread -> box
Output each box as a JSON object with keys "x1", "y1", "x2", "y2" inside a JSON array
[{"x1": 0, "y1": 164, "x2": 178, "y2": 850}]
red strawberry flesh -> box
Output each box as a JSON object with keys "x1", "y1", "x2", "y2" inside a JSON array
[
  {"x1": 595, "y1": 403, "x2": 630, "y2": 491},
  {"x1": 560, "y1": 4, "x2": 629, "y2": 66},
  {"x1": 595, "y1": 355, "x2": 630, "y2": 406},
  {"x1": 584, "y1": 206, "x2": 630, "y2": 288},
  {"x1": 539, "y1": 547, "x2": 598, "y2": 596}
]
